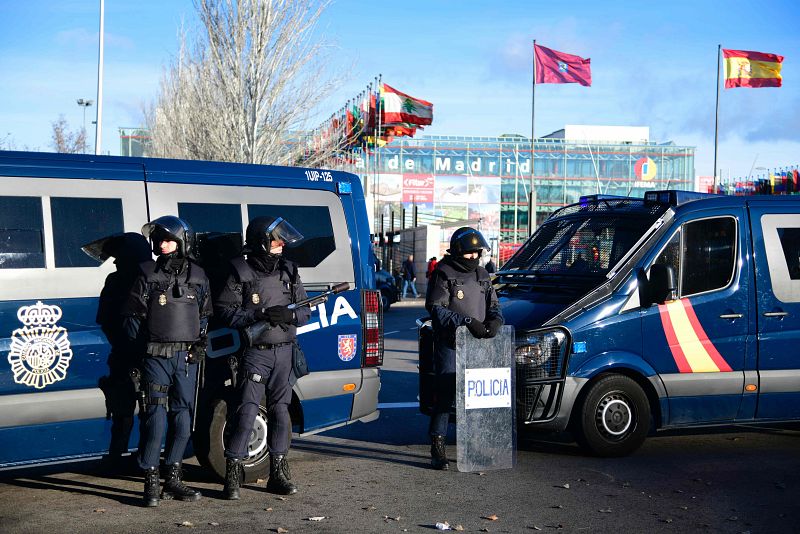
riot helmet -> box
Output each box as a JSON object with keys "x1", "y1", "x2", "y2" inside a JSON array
[
  {"x1": 447, "y1": 227, "x2": 490, "y2": 256},
  {"x1": 245, "y1": 216, "x2": 304, "y2": 254},
  {"x1": 141, "y1": 216, "x2": 195, "y2": 258}
]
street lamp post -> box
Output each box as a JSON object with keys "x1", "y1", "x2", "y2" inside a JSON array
[{"x1": 77, "y1": 99, "x2": 94, "y2": 153}]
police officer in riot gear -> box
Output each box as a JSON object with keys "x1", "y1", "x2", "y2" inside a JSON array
[
  {"x1": 123, "y1": 216, "x2": 212, "y2": 507},
  {"x1": 425, "y1": 227, "x2": 504, "y2": 470},
  {"x1": 215, "y1": 216, "x2": 310, "y2": 499},
  {"x1": 94, "y1": 233, "x2": 152, "y2": 472}
]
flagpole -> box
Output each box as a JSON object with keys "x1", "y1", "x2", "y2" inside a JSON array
[
  {"x1": 528, "y1": 39, "x2": 537, "y2": 236},
  {"x1": 713, "y1": 44, "x2": 721, "y2": 193},
  {"x1": 376, "y1": 75, "x2": 383, "y2": 235}
]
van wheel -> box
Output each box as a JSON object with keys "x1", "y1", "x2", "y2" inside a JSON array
[
  {"x1": 575, "y1": 375, "x2": 650, "y2": 457},
  {"x1": 204, "y1": 397, "x2": 272, "y2": 483}
]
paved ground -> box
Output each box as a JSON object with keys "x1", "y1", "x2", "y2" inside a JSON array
[{"x1": 1, "y1": 299, "x2": 799, "y2": 533}]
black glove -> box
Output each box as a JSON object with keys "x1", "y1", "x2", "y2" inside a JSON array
[
  {"x1": 484, "y1": 317, "x2": 503, "y2": 338},
  {"x1": 187, "y1": 337, "x2": 207, "y2": 364},
  {"x1": 465, "y1": 317, "x2": 487, "y2": 338},
  {"x1": 254, "y1": 307, "x2": 270, "y2": 321},
  {"x1": 266, "y1": 305, "x2": 295, "y2": 325}
]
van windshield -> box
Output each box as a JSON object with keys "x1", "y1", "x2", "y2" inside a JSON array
[{"x1": 501, "y1": 199, "x2": 669, "y2": 281}]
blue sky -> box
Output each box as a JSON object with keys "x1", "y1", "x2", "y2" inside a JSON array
[{"x1": 1, "y1": 0, "x2": 798, "y2": 180}]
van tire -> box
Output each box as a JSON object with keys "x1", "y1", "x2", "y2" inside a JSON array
[
  {"x1": 200, "y1": 396, "x2": 273, "y2": 483},
  {"x1": 575, "y1": 374, "x2": 650, "y2": 457}
]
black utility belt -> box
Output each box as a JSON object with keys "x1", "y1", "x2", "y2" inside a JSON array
[
  {"x1": 146, "y1": 343, "x2": 192, "y2": 359},
  {"x1": 252, "y1": 342, "x2": 293, "y2": 350}
]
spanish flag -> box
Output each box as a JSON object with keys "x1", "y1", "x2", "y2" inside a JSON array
[{"x1": 723, "y1": 49, "x2": 784, "y2": 88}]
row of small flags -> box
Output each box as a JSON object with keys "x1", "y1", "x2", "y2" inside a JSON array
[
  {"x1": 533, "y1": 43, "x2": 784, "y2": 89},
  {"x1": 719, "y1": 167, "x2": 800, "y2": 196},
  {"x1": 306, "y1": 81, "x2": 434, "y2": 159}
]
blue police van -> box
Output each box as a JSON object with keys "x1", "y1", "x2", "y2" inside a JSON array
[
  {"x1": 0, "y1": 150, "x2": 383, "y2": 479},
  {"x1": 499, "y1": 190, "x2": 800, "y2": 456}
]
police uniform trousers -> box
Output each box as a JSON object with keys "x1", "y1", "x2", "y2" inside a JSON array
[
  {"x1": 225, "y1": 344, "x2": 292, "y2": 459},
  {"x1": 137, "y1": 352, "x2": 197, "y2": 470},
  {"x1": 429, "y1": 339, "x2": 457, "y2": 437}
]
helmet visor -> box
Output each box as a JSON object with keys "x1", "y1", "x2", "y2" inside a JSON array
[
  {"x1": 266, "y1": 217, "x2": 304, "y2": 245},
  {"x1": 468, "y1": 232, "x2": 491, "y2": 252}
]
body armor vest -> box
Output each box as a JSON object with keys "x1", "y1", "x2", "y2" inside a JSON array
[
  {"x1": 231, "y1": 257, "x2": 297, "y2": 345},
  {"x1": 435, "y1": 263, "x2": 492, "y2": 322},
  {"x1": 141, "y1": 260, "x2": 205, "y2": 343}
]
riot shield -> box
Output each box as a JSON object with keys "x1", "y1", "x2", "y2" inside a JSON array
[{"x1": 455, "y1": 325, "x2": 515, "y2": 472}]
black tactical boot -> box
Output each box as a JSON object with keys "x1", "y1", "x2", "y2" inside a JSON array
[
  {"x1": 431, "y1": 435, "x2": 449, "y2": 470},
  {"x1": 223, "y1": 458, "x2": 242, "y2": 500},
  {"x1": 143, "y1": 467, "x2": 160, "y2": 507},
  {"x1": 266, "y1": 454, "x2": 297, "y2": 495},
  {"x1": 161, "y1": 463, "x2": 202, "y2": 502}
]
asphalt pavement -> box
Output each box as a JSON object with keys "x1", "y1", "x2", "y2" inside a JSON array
[{"x1": 1, "y1": 298, "x2": 799, "y2": 533}]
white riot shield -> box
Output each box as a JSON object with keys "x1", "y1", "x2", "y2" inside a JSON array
[{"x1": 455, "y1": 325, "x2": 516, "y2": 472}]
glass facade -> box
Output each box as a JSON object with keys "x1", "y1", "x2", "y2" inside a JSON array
[
  {"x1": 118, "y1": 128, "x2": 149, "y2": 158},
  {"x1": 343, "y1": 135, "x2": 694, "y2": 261}
]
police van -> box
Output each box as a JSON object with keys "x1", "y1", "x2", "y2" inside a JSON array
[
  {"x1": 498, "y1": 190, "x2": 800, "y2": 456},
  {"x1": 0, "y1": 150, "x2": 382, "y2": 479}
]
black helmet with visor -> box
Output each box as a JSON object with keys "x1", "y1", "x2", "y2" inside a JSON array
[
  {"x1": 245, "y1": 216, "x2": 304, "y2": 254},
  {"x1": 141, "y1": 216, "x2": 196, "y2": 258},
  {"x1": 447, "y1": 226, "x2": 490, "y2": 256}
]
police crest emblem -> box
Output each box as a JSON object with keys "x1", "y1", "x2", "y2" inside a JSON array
[
  {"x1": 252, "y1": 293, "x2": 260, "y2": 304},
  {"x1": 337, "y1": 334, "x2": 357, "y2": 362},
  {"x1": 158, "y1": 294, "x2": 167, "y2": 306},
  {"x1": 456, "y1": 289, "x2": 464, "y2": 300},
  {"x1": 8, "y1": 301, "x2": 73, "y2": 389}
]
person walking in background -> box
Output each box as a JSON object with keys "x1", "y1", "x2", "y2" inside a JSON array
[
  {"x1": 402, "y1": 254, "x2": 419, "y2": 298},
  {"x1": 426, "y1": 256, "x2": 438, "y2": 279}
]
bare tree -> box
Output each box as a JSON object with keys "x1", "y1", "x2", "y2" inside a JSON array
[
  {"x1": 0, "y1": 133, "x2": 18, "y2": 151},
  {"x1": 146, "y1": 0, "x2": 340, "y2": 165},
  {"x1": 50, "y1": 116, "x2": 88, "y2": 154}
]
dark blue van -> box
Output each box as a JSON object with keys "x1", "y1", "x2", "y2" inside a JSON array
[
  {"x1": 0, "y1": 151, "x2": 382, "y2": 479},
  {"x1": 499, "y1": 191, "x2": 800, "y2": 455}
]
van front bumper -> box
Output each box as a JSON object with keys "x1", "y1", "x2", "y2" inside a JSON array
[{"x1": 518, "y1": 375, "x2": 588, "y2": 432}]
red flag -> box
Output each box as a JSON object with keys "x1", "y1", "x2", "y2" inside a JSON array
[{"x1": 534, "y1": 44, "x2": 592, "y2": 86}]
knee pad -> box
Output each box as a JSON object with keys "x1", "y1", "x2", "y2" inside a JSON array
[{"x1": 144, "y1": 382, "x2": 169, "y2": 407}]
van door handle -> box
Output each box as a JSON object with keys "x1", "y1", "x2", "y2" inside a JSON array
[
  {"x1": 763, "y1": 311, "x2": 789, "y2": 318},
  {"x1": 719, "y1": 313, "x2": 743, "y2": 319}
]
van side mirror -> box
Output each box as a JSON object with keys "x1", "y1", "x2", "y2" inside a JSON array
[{"x1": 641, "y1": 264, "x2": 677, "y2": 306}]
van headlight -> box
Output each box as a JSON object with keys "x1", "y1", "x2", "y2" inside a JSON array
[{"x1": 515, "y1": 328, "x2": 570, "y2": 379}]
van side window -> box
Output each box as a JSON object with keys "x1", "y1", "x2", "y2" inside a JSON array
[
  {"x1": 0, "y1": 196, "x2": 45, "y2": 269},
  {"x1": 653, "y1": 217, "x2": 736, "y2": 298},
  {"x1": 51, "y1": 197, "x2": 124, "y2": 268},
  {"x1": 653, "y1": 231, "x2": 680, "y2": 278},
  {"x1": 682, "y1": 217, "x2": 736, "y2": 295},
  {"x1": 248, "y1": 205, "x2": 335, "y2": 268},
  {"x1": 178, "y1": 203, "x2": 243, "y2": 234},
  {"x1": 777, "y1": 227, "x2": 800, "y2": 280},
  {"x1": 178, "y1": 203, "x2": 244, "y2": 286},
  {"x1": 759, "y1": 215, "x2": 800, "y2": 303}
]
